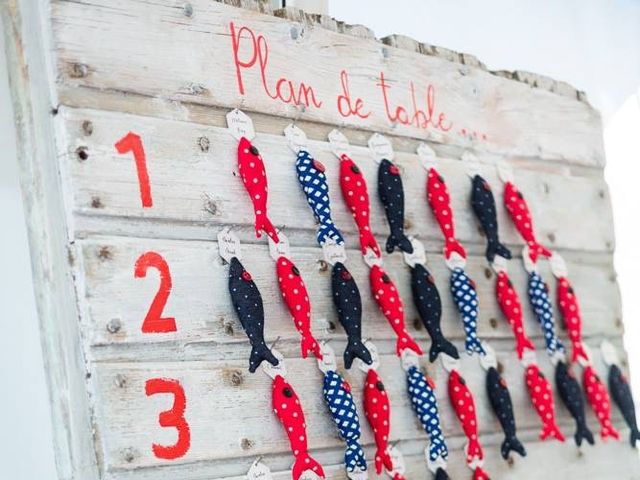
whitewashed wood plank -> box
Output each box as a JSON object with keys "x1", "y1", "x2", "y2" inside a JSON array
[{"x1": 51, "y1": 0, "x2": 605, "y2": 166}]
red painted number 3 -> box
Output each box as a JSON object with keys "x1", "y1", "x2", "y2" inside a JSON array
[
  {"x1": 135, "y1": 252, "x2": 177, "y2": 333},
  {"x1": 145, "y1": 378, "x2": 191, "y2": 460},
  {"x1": 115, "y1": 132, "x2": 153, "y2": 208}
]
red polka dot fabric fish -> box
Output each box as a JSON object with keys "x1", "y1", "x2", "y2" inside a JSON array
[
  {"x1": 271, "y1": 374, "x2": 325, "y2": 480},
  {"x1": 447, "y1": 369, "x2": 484, "y2": 464},
  {"x1": 583, "y1": 364, "x2": 620, "y2": 440},
  {"x1": 426, "y1": 167, "x2": 466, "y2": 260},
  {"x1": 525, "y1": 364, "x2": 565, "y2": 442},
  {"x1": 363, "y1": 368, "x2": 393, "y2": 475},
  {"x1": 495, "y1": 271, "x2": 535, "y2": 359},
  {"x1": 556, "y1": 276, "x2": 589, "y2": 364},
  {"x1": 236, "y1": 137, "x2": 279, "y2": 243},
  {"x1": 276, "y1": 256, "x2": 322, "y2": 360}
]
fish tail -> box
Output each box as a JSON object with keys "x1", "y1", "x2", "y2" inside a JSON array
[
  {"x1": 575, "y1": 421, "x2": 595, "y2": 447},
  {"x1": 444, "y1": 238, "x2": 466, "y2": 260},
  {"x1": 467, "y1": 438, "x2": 483, "y2": 462},
  {"x1": 601, "y1": 423, "x2": 620, "y2": 440},
  {"x1": 501, "y1": 434, "x2": 527, "y2": 459},
  {"x1": 300, "y1": 333, "x2": 322, "y2": 360},
  {"x1": 292, "y1": 451, "x2": 325, "y2": 480},
  {"x1": 429, "y1": 336, "x2": 460, "y2": 363},
  {"x1": 385, "y1": 232, "x2": 413, "y2": 254},
  {"x1": 472, "y1": 466, "x2": 491, "y2": 480},
  {"x1": 343, "y1": 338, "x2": 372, "y2": 369},
  {"x1": 540, "y1": 422, "x2": 565, "y2": 442},
  {"x1": 255, "y1": 212, "x2": 279, "y2": 243},
  {"x1": 374, "y1": 446, "x2": 393, "y2": 474},
  {"x1": 318, "y1": 221, "x2": 344, "y2": 246},
  {"x1": 249, "y1": 343, "x2": 279, "y2": 373},
  {"x1": 528, "y1": 241, "x2": 552, "y2": 263},
  {"x1": 515, "y1": 334, "x2": 536, "y2": 360},
  {"x1": 345, "y1": 442, "x2": 367, "y2": 472},
  {"x1": 465, "y1": 336, "x2": 486, "y2": 356},
  {"x1": 571, "y1": 341, "x2": 590, "y2": 364},
  {"x1": 396, "y1": 331, "x2": 423, "y2": 357},
  {"x1": 435, "y1": 468, "x2": 450, "y2": 480},
  {"x1": 630, "y1": 428, "x2": 640, "y2": 448},
  {"x1": 359, "y1": 229, "x2": 381, "y2": 256},
  {"x1": 486, "y1": 238, "x2": 512, "y2": 262}
]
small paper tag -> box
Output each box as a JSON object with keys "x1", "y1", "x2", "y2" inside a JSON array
[
  {"x1": 284, "y1": 124, "x2": 308, "y2": 153},
  {"x1": 386, "y1": 445, "x2": 406, "y2": 476},
  {"x1": 549, "y1": 251, "x2": 568, "y2": 278},
  {"x1": 317, "y1": 343, "x2": 338, "y2": 373},
  {"x1": 521, "y1": 245, "x2": 537, "y2": 273},
  {"x1": 490, "y1": 255, "x2": 508, "y2": 274},
  {"x1": 550, "y1": 350, "x2": 567, "y2": 366},
  {"x1": 600, "y1": 340, "x2": 619, "y2": 367},
  {"x1": 226, "y1": 108, "x2": 255, "y2": 141},
  {"x1": 247, "y1": 459, "x2": 273, "y2": 480},
  {"x1": 478, "y1": 343, "x2": 497, "y2": 371},
  {"x1": 261, "y1": 349, "x2": 286, "y2": 380},
  {"x1": 298, "y1": 471, "x2": 323, "y2": 480},
  {"x1": 520, "y1": 349, "x2": 538, "y2": 368},
  {"x1": 268, "y1": 229, "x2": 291, "y2": 262},
  {"x1": 440, "y1": 353, "x2": 460, "y2": 373},
  {"x1": 328, "y1": 129, "x2": 350, "y2": 159},
  {"x1": 358, "y1": 340, "x2": 380, "y2": 372},
  {"x1": 417, "y1": 143, "x2": 437, "y2": 170},
  {"x1": 426, "y1": 449, "x2": 447, "y2": 474},
  {"x1": 461, "y1": 151, "x2": 482, "y2": 178},
  {"x1": 496, "y1": 160, "x2": 515, "y2": 184},
  {"x1": 368, "y1": 133, "x2": 394, "y2": 162},
  {"x1": 362, "y1": 248, "x2": 383, "y2": 268},
  {"x1": 347, "y1": 467, "x2": 368, "y2": 480},
  {"x1": 400, "y1": 348, "x2": 420, "y2": 372},
  {"x1": 217, "y1": 227, "x2": 242, "y2": 263},
  {"x1": 444, "y1": 251, "x2": 467, "y2": 271},
  {"x1": 322, "y1": 240, "x2": 348, "y2": 266},
  {"x1": 402, "y1": 237, "x2": 427, "y2": 267}
]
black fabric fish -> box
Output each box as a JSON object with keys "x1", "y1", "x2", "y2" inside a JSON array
[
  {"x1": 228, "y1": 257, "x2": 279, "y2": 373},
  {"x1": 470, "y1": 174, "x2": 512, "y2": 263},
  {"x1": 378, "y1": 159, "x2": 413, "y2": 254},
  {"x1": 608, "y1": 364, "x2": 640, "y2": 447},
  {"x1": 434, "y1": 467, "x2": 450, "y2": 480},
  {"x1": 331, "y1": 262, "x2": 373, "y2": 368},
  {"x1": 554, "y1": 361, "x2": 594, "y2": 447},
  {"x1": 486, "y1": 366, "x2": 526, "y2": 459},
  {"x1": 410, "y1": 263, "x2": 459, "y2": 362}
]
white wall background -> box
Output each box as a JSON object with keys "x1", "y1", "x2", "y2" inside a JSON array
[{"x1": 1, "y1": 1, "x2": 639, "y2": 478}]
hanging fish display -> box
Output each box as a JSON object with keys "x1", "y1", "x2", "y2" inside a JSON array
[
  {"x1": 527, "y1": 271, "x2": 565, "y2": 357},
  {"x1": 503, "y1": 181, "x2": 552, "y2": 264},
  {"x1": 556, "y1": 276, "x2": 589, "y2": 364},
  {"x1": 228, "y1": 257, "x2": 279, "y2": 372},
  {"x1": 338, "y1": 154, "x2": 381, "y2": 256},
  {"x1": 608, "y1": 363, "x2": 640, "y2": 447},
  {"x1": 495, "y1": 271, "x2": 535, "y2": 359},
  {"x1": 272, "y1": 374, "x2": 325, "y2": 479},
  {"x1": 554, "y1": 360, "x2": 594, "y2": 447},
  {"x1": 378, "y1": 158, "x2": 413, "y2": 254},
  {"x1": 410, "y1": 263, "x2": 459, "y2": 362},
  {"x1": 470, "y1": 174, "x2": 512, "y2": 263},
  {"x1": 323, "y1": 370, "x2": 368, "y2": 473},
  {"x1": 236, "y1": 137, "x2": 279, "y2": 243},
  {"x1": 525, "y1": 364, "x2": 565, "y2": 441},
  {"x1": 485, "y1": 366, "x2": 526, "y2": 459},
  {"x1": 426, "y1": 167, "x2": 467, "y2": 260},
  {"x1": 369, "y1": 264, "x2": 423, "y2": 356},
  {"x1": 450, "y1": 268, "x2": 486, "y2": 356},
  {"x1": 331, "y1": 262, "x2": 372, "y2": 368},
  {"x1": 583, "y1": 364, "x2": 620, "y2": 440},
  {"x1": 276, "y1": 256, "x2": 322, "y2": 359},
  {"x1": 295, "y1": 150, "x2": 345, "y2": 247},
  {"x1": 363, "y1": 369, "x2": 393, "y2": 474}
]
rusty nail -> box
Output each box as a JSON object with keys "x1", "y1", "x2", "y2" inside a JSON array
[
  {"x1": 97, "y1": 246, "x2": 112, "y2": 261},
  {"x1": 240, "y1": 438, "x2": 254, "y2": 450},
  {"x1": 76, "y1": 146, "x2": 89, "y2": 161},
  {"x1": 507, "y1": 455, "x2": 515, "y2": 467},
  {"x1": 317, "y1": 260, "x2": 328, "y2": 272},
  {"x1": 106, "y1": 318, "x2": 122, "y2": 334},
  {"x1": 547, "y1": 232, "x2": 556, "y2": 243},
  {"x1": 203, "y1": 195, "x2": 217, "y2": 216},
  {"x1": 484, "y1": 267, "x2": 492, "y2": 279},
  {"x1": 223, "y1": 320, "x2": 234, "y2": 336},
  {"x1": 198, "y1": 136, "x2": 210, "y2": 152},
  {"x1": 82, "y1": 120, "x2": 94, "y2": 136},
  {"x1": 91, "y1": 196, "x2": 104, "y2": 209},
  {"x1": 69, "y1": 63, "x2": 89, "y2": 78},
  {"x1": 114, "y1": 374, "x2": 127, "y2": 388},
  {"x1": 489, "y1": 318, "x2": 498, "y2": 329},
  {"x1": 413, "y1": 317, "x2": 422, "y2": 330},
  {"x1": 497, "y1": 361, "x2": 504, "y2": 374},
  {"x1": 328, "y1": 320, "x2": 336, "y2": 331},
  {"x1": 122, "y1": 448, "x2": 136, "y2": 463},
  {"x1": 403, "y1": 218, "x2": 413, "y2": 230}
]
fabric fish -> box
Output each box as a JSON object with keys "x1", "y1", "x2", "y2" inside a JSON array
[
  {"x1": 495, "y1": 271, "x2": 535, "y2": 359},
  {"x1": 339, "y1": 154, "x2": 381, "y2": 256},
  {"x1": 486, "y1": 366, "x2": 526, "y2": 459},
  {"x1": 378, "y1": 158, "x2": 413, "y2": 254},
  {"x1": 608, "y1": 364, "x2": 640, "y2": 447},
  {"x1": 448, "y1": 369, "x2": 483, "y2": 463},
  {"x1": 407, "y1": 366, "x2": 448, "y2": 463},
  {"x1": 556, "y1": 276, "x2": 589, "y2": 364},
  {"x1": 472, "y1": 467, "x2": 491, "y2": 480},
  {"x1": 435, "y1": 469, "x2": 451, "y2": 480},
  {"x1": 237, "y1": 137, "x2": 279, "y2": 243},
  {"x1": 554, "y1": 361, "x2": 594, "y2": 447},
  {"x1": 369, "y1": 264, "x2": 423, "y2": 356},
  {"x1": 295, "y1": 150, "x2": 345, "y2": 247},
  {"x1": 276, "y1": 256, "x2": 322, "y2": 359},
  {"x1": 331, "y1": 262, "x2": 373, "y2": 369},
  {"x1": 525, "y1": 364, "x2": 565, "y2": 441},
  {"x1": 228, "y1": 257, "x2": 279, "y2": 372},
  {"x1": 451, "y1": 268, "x2": 486, "y2": 356},
  {"x1": 583, "y1": 364, "x2": 620, "y2": 440},
  {"x1": 426, "y1": 167, "x2": 467, "y2": 260},
  {"x1": 363, "y1": 369, "x2": 393, "y2": 474},
  {"x1": 527, "y1": 271, "x2": 565, "y2": 357},
  {"x1": 323, "y1": 370, "x2": 367, "y2": 473},
  {"x1": 470, "y1": 174, "x2": 512, "y2": 263},
  {"x1": 503, "y1": 181, "x2": 552, "y2": 264},
  {"x1": 410, "y1": 264, "x2": 459, "y2": 362},
  {"x1": 272, "y1": 374, "x2": 325, "y2": 480}
]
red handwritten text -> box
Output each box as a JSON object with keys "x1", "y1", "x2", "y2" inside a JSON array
[
  {"x1": 135, "y1": 251, "x2": 177, "y2": 334},
  {"x1": 145, "y1": 378, "x2": 191, "y2": 460},
  {"x1": 336, "y1": 70, "x2": 370, "y2": 119}
]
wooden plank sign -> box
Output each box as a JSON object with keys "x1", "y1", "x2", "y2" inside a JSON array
[{"x1": 1, "y1": 0, "x2": 638, "y2": 479}]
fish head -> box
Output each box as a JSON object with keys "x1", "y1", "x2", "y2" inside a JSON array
[
  {"x1": 273, "y1": 374, "x2": 298, "y2": 408},
  {"x1": 427, "y1": 167, "x2": 447, "y2": 191},
  {"x1": 331, "y1": 262, "x2": 351, "y2": 282}
]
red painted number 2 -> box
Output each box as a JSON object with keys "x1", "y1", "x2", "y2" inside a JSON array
[
  {"x1": 145, "y1": 378, "x2": 191, "y2": 460},
  {"x1": 115, "y1": 132, "x2": 153, "y2": 208},
  {"x1": 135, "y1": 252, "x2": 177, "y2": 333}
]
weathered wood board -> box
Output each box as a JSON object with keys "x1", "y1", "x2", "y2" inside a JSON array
[{"x1": 2, "y1": 0, "x2": 638, "y2": 479}]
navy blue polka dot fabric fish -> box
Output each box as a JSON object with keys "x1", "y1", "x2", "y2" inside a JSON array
[
  {"x1": 377, "y1": 159, "x2": 413, "y2": 254},
  {"x1": 450, "y1": 267, "x2": 486, "y2": 356},
  {"x1": 555, "y1": 360, "x2": 594, "y2": 447},
  {"x1": 486, "y1": 366, "x2": 526, "y2": 459},
  {"x1": 527, "y1": 271, "x2": 564, "y2": 357}
]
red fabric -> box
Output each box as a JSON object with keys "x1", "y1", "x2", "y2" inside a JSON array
[
  {"x1": 472, "y1": 466, "x2": 491, "y2": 480},
  {"x1": 525, "y1": 364, "x2": 565, "y2": 442},
  {"x1": 369, "y1": 265, "x2": 423, "y2": 357},
  {"x1": 495, "y1": 271, "x2": 535, "y2": 359},
  {"x1": 426, "y1": 167, "x2": 466, "y2": 259},
  {"x1": 503, "y1": 181, "x2": 551, "y2": 264},
  {"x1": 276, "y1": 256, "x2": 322, "y2": 359},
  {"x1": 583, "y1": 365, "x2": 620, "y2": 440},
  {"x1": 272, "y1": 374, "x2": 325, "y2": 480},
  {"x1": 556, "y1": 277, "x2": 589, "y2": 364},
  {"x1": 363, "y1": 369, "x2": 393, "y2": 474},
  {"x1": 339, "y1": 154, "x2": 381, "y2": 256},
  {"x1": 237, "y1": 137, "x2": 279, "y2": 243},
  {"x1": 448, "y1": 369, "x2": 483, "y2": 463}
]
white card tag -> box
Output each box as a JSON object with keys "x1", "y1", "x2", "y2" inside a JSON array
[
  {"x1": 217, "y1": 227, "x2": 242, "y2": 263},
  {"x1": 387, "y1": 445, "x2": 406, "y2": 476},
  {"x1": 402, "y1": 237, "x2": 427, "y2": 267},
  {"x1": 268, "y1": 229, "x2": 292, "y2": 262},
  {"x1": 362, "y1": 248, "x2": 383, "y2": 268},
  {"x1": 549, "y1": 251, "x2": 568, "y2": 278},
  {"x1": 478, "y1": 343, "x2": 497, "y2": 370},
  {"x1": 600, "y1": 340, "x2": 620, "y2": 367},
  {"x1": 417, "y1": 142, "x2": 437, "y2": 170},
  {"x1": 328, "y1": 129, "x2": 351, "y2": 158},
  {"x1": 226, "y1": 108, "x2": 255, "y2": 141},
  {"x1": 247, "y1": 459, "x2": 273, "y2": 480},
  {"x1": 284, "y1": 124, "x2": 308, "y2": 153},
  {"x1": 426, "y1": 449, "x2": 447, "y2": 473},
  {"x1": 318, "y1": 343, "x2": 338, "y2": 373},
  {"x1": 444, "y1": 251, "x2": 467, "y2": 271},
  {"x1": 440, "y1": 353, "x2": 460, "y2": 373},
  {"x1": 262, "y1": 349, "x2": 286, "y2": 379},
  {"x1": 521, "y1": 245, "x2": 537, "y2": 273},
  {"x1": 322, "y1": 240, "x2": 348, "y2": 266},
  {"x1": 490, "y1": 255, "x2": 508, "y2": 274},
  {"x1": 400, "y1": 348, "x2": 420, "y2": 372},
  {"x1": 368, "y1": 133, "x2": 394, "y2": 162},
  {"x1": 496, "y1": 160, "x2": 515, "y2": 184},
  {"x1": 347, "y1": 467, "x2": 368, "y2": 480},
  {"x1": 358, "y1": 340, "x2": 380, "y2": 372},
  {"x1": 299, "y1": 471, "x2": 323, "y2": 480},
  {"x1": 520, "y1": 349, "x2": 538, "y2": 368},
  {"x1": 461, "y1": 151, "x2": 482, "y2": 178}
]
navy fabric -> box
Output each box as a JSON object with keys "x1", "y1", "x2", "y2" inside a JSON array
[
  {"x1": 555, "y1": 361, "x2": 594, "y2": 447},
  {"x1": 450, "y1": 267, "x2": 486, "y2": 355},
  {"x1": 470, "y1": 174, "x2": 512, "y2": 263},
  {"x1": 486, "y1": 366, "x2": 526, "y2": 458},
  {"x1": 378, "y1": 159, "x2": 413, "y2": 254},
  {"x1": 608, "y1": 364, "x2": 640, "y2": 447},
  {"x1": 528, "y1": 271, "x2": 565, "y2": 357}
]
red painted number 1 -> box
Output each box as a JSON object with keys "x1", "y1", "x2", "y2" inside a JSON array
[
  {"x1": 135, "y1": 252, "x2": 177, "y2": 333},
  {"x1": 145, "y1": 378, "x2": 191, "y2": 460},
  {"x1": 115, "y1": 132, "x2": 153, "y2": 208}
]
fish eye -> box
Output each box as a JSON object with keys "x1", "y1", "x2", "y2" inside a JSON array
[
  {"x1": 376, "y1": 381, "x2": 385, "y2": 391},
  {"x1": 283, "y1": 387, "x2": 293, "y2": 398},
  {"x1": 381, "y1": 273, "x2": 391, "y2": 284},
  {"x1": 458, "y1": 376, "x2": 466, "y2": 385},
  {"x1": 249, "y1": 145, "x2": 260, "y2": 156},
  {"x1": 350, "y1": 165, "x2": 361, "y2": 175},
  {"x1": 292, "y1": 265, "x2": 300, "y2": 276}
]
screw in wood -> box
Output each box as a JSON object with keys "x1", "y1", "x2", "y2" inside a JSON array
[
  {"x1": 81, "y1": 120, "x2": 94, "y2": 136},
  {"x1": 76, "y1": 146, "x2": 89, "y2": 161},
  {"x1": 106, "y1": 318, "x2": 122, "y2": 334},
  {"x1": 69, "y1": 63, "x2": 89, "y2": 78}
]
